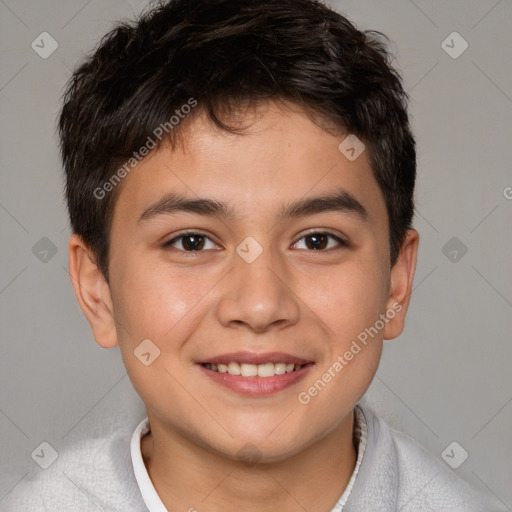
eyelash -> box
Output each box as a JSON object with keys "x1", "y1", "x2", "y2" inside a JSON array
[{"x1": 162, "y1": 230, "x2": 348, "y2": 253}]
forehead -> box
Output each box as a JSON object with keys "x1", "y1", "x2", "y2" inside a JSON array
[{"x1": 111, "y1": 102, "x2": 388, "y2": 232}]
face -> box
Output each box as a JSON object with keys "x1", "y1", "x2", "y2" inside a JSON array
[{"x1": 79, "y1": 102, "x2": 414, "y2": 462}]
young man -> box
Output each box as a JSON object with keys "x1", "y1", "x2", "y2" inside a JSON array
[{"x1": 2, "y1": 0, "x2": 504, "y2": 510}]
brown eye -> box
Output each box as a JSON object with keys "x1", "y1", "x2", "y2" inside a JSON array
[
  {"x1": 294, "y1": 232, "x2": 347, "y2": 251},
  {"x1": 305, "y1": 233, "x2": 329, "y2": 250},
  {"x1": 163, "y1": 233, "x2": 217, "y2": 252}
]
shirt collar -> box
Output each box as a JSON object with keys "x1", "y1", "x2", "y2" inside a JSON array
[{"x1": 130, "y1": 417, "x2": 168, "y2": 512}]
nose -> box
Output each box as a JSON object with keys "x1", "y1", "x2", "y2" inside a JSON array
[{"x1": 215, "y1": 244, "x2": 300, "y2": 333}]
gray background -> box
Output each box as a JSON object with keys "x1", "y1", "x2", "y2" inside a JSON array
[{"x1": 1, "y1": 0, "x2": 511, "y2": 508}]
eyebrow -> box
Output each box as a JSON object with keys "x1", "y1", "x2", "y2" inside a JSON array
[{"x1": 137, "y1": 190, "x2": 369, "y2": 224}]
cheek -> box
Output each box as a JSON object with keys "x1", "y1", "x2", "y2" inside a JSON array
[
  {"x1": 108, "y1": 259, "x2": 205, "y2": 411},
  {"x1": 302, "y1": 259, "x2": 387, "y2": 399},
  {"x1": 109, "y1": 254, "x2": 226, "y2": 374},
  {"x1": 308, "y1": 260, "x2": 388, "y2": 335},
  {"x1": 110, "y1": 254, "x2": 193, "y2": 338}
]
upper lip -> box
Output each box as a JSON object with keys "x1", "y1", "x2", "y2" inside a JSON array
[{"x1": 197, "y1": 351, "x2": 312, "y2": 366}]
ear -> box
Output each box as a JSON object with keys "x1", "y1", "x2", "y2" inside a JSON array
[
  {"x1": 68, "y1": 234, "x2": 118, "y2": 348},
  {"x1": 383, "y1": 229, "x2": 419, "y2": 340}
]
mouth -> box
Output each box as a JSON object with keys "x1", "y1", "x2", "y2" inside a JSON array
[{"x1": 196, "y1": 352, "x2": 315, "y2": 396}]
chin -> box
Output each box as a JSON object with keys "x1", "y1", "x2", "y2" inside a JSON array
[{"x1": 199, "y1": 424, "x2": 312, "y2": 465}]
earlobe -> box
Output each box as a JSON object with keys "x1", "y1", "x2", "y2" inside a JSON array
[
  {"x1": 68, "y1": 234, "x2": 118, "y2": 349},
  {"x1": 383, "y1": 229, "x2": 419, "y2": 341}
]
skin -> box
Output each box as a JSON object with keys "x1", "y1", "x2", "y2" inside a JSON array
[{"x1": 69, "y1": 101, "x2": 419, "y2": 512}]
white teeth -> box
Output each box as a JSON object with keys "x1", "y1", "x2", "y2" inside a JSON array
[
  {"x1": 204, "y1": 361, "x2": 306, "y2": 377},
  {"x1": 227, "y1": 362, "x2": 241, "y2": 375},
  {"x1": 240, "y1": 363, "x2": 258, "y2": 377},
  {"x1": 257, "y1": 363, "x2": 275, "y2": 377},
  {"x1": 274, "y1": 363, "x2": 286, "y2": 375}
]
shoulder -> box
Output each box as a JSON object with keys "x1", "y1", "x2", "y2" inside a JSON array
[
  {"x1": 387, "y1": 421, "x2": 492, "y2": 511},
  {"x1": 346, "y1": 404, "x2": 506, "y2": 512},
  {"x1": 1, "y1": 418, "x2": 146, "y2": 512}
]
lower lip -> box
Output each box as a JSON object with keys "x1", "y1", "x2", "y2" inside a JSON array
[{"x1": 197, "y1": 364, "x2": 314, "y2": 396}]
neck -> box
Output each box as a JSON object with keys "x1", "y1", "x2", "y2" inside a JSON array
[{"x1": 141, "y1": 411, "x2": 357, "y2": 512}]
